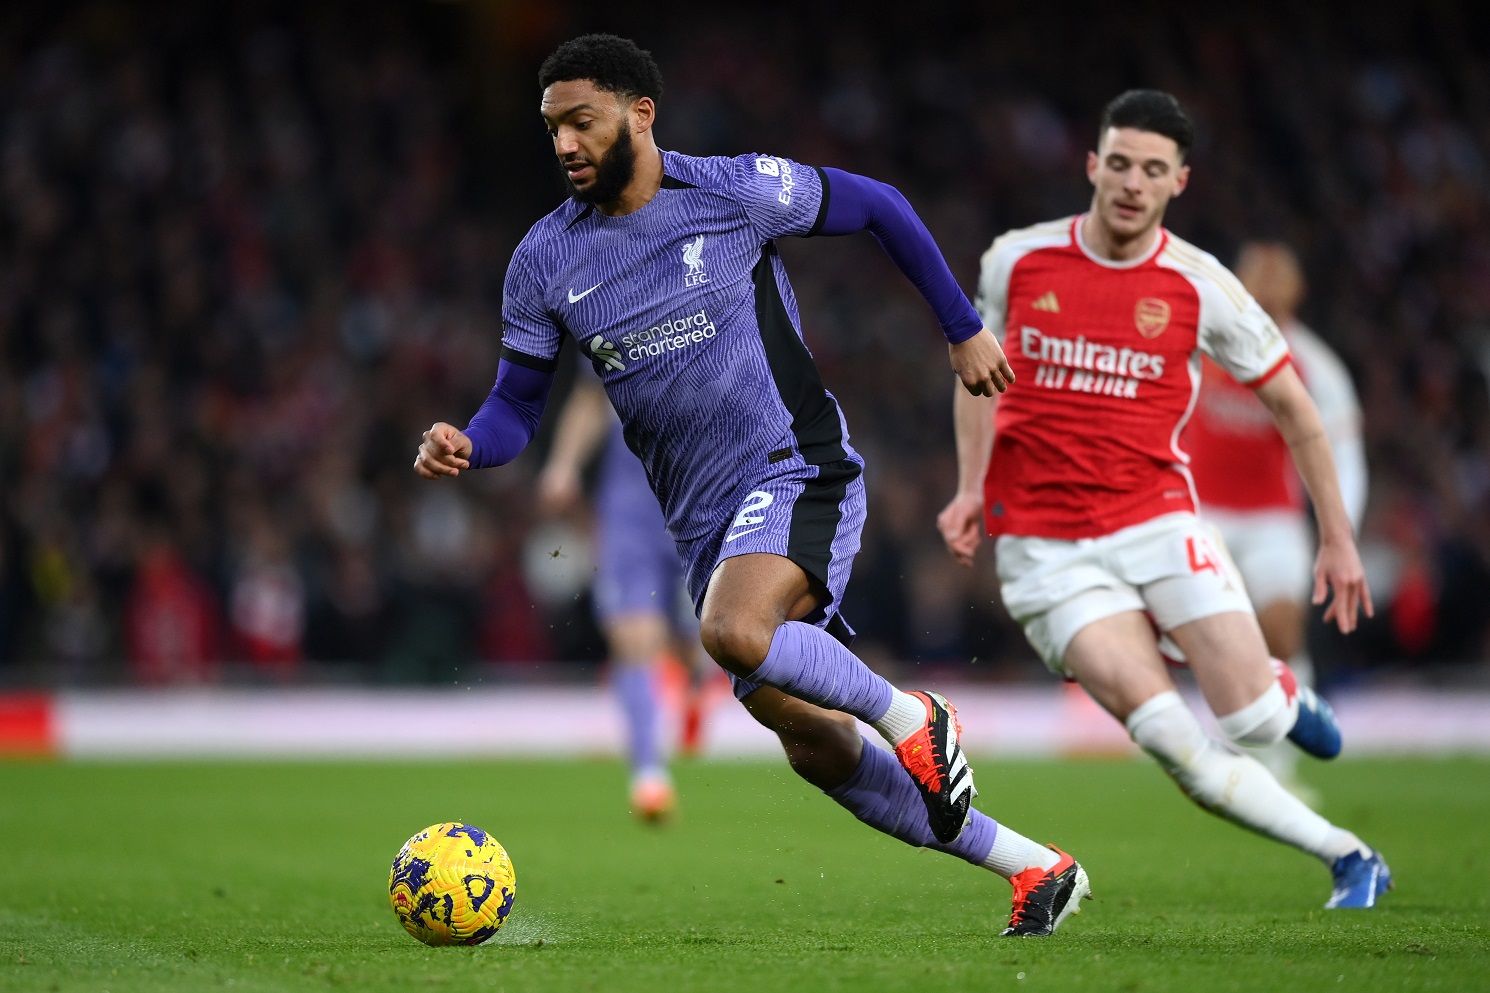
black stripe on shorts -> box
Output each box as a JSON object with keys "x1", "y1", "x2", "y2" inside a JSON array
[{"x1": 786, "y1": 459, "x2": 861, "y2": 646}]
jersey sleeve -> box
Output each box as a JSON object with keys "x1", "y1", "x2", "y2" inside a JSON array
[
  {"x1": 500, "y1": 245, "x2": 562, "y2": 367},
  {"x1": 728, "y1": 153, "x2": 828, "y2": 240},
  {"x1": 974, "y1": 238, "x2": 1016, "y2": 343},
  {"x1": 1193, "y1": 263, "x2": 1291, "y2": 385}
]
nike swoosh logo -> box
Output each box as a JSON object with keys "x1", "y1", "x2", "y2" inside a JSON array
[
  {"x1": 723, "y1": 526, "x2": 766, "y2": 543},
  {"x1": 567, "y1": 283, "x2": 603, "y2": 303}
]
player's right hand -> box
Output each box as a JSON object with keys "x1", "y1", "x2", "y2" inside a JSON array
[
  {"x1": 414, "y1": 422, "x2": 473, "y2": 479},
  {"x1": 949, "y1": 328, "x2": 1015, "y2": 396},
  {"x1": 937, "y1": 493, "x2": 985, "y2": 568}
]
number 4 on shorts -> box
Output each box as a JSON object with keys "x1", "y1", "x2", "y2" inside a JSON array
[{"x1": 1186, "y1": 535, "x2": 1221, "y2": 575}]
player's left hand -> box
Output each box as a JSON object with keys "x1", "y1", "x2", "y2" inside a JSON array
[
  {"x1": 1313, "y1": 535, "x2": 1375, "y2": 634},
  {"x1": 949, "y1": 328, "x2": 1015, "y2": 396}
]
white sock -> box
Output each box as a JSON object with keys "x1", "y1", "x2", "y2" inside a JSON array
[
  {"x1": 982, "y1": 826, "x2": 1061, "y2": 879},
  {"x1": 1126, "y1": 692, "x2": 1364, "y2": 866},
  {"x1": 871, "y1": 690, "x2": 928, "y2": 745},
  {"x1": 1216, "y1": 681, "x2": 1295, "y2": 747},
  {"x1": 1256, "y1": 652, "x2": 1310, "y2": 794},
  {"x1": 631, "y1": 767, "x2": 671, "y2": 787}
]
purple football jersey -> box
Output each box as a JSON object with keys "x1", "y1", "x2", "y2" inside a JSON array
[{"x1": 501, "y1": 151, "x2": 857, "y2": 543}]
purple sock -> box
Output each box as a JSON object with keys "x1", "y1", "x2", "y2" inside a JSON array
[
  {"x1": 747, "y1": 621, "x2": 894, "y2": 723},
  {"x1": 611, "y1": 663, "x2": 662, "y2": 774},
  {"x1": 827, "y1": 737, "x2": 997, "y2": 864}
]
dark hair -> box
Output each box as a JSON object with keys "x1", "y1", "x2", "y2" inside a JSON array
[
  {"x1": 1099, "y1": 90, "x2": 1194, "y2": 158},
  {"x1": 538, "y1": 34, "x2": 664, "y2": 102}
]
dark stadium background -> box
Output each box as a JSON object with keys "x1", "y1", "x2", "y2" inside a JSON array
[{"x1": 0, "y1": 0, "x2": 1486, "y2": 691}]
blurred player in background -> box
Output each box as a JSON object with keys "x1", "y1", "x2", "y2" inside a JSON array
[
  {"x1": 536, "y1": 377, "x2": 716, "y2": 822},
  {"x1": 416, "y1": 34, "x2": 1090, "y2": 935},
  {"x1": 1186, "y1": 241, "x2": 1368, "y2": 802},
  {"x1": 939, "y1": 90, "x2": 1392, "y2": 909}
]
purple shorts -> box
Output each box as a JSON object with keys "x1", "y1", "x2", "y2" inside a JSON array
[{"x1": 676, "y1": 458, "x2": 866, "y2": 700}]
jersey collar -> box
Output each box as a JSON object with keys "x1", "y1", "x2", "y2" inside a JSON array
[{"x1": 1072, "y1": 214, "x2": 1168, "y2": 269}]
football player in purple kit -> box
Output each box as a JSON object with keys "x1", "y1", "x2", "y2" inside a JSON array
[
  {"x1": 414, "y1": 34, "x2": 1089, "y2": 935},
  {"x1": 537, "y1": 377, "x2": 715, "y2": 822}
]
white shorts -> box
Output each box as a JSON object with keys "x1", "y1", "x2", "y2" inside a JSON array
[
  {"x1": 1202, "y1": 507, "x2": 1313, "y2": 607},
  {"x1": 996, "y1": 512, "x2": 1254, "y2": 675}
]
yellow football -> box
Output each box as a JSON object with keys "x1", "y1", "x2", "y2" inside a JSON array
[{"x1": 388, "y1": 822, "x2": 516, "y2": 946}]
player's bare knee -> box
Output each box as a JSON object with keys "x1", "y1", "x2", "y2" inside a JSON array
[{"x1": 698, "y1": 608, "x2": 776, "y2": 677}]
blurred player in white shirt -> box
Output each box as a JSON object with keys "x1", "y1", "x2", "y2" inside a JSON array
[{"x1": 1185, "y1": 242, "x2": 1367, "y2": 801}]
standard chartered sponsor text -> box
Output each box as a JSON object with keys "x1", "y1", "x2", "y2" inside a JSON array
[{"x1": 622, "y1": 308, "x2": 717, "y2": 360}]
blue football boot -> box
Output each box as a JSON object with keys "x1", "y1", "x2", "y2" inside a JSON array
[
  {"x1": 1326, "y1": 849, "x2": 1393, "y2": 909},
  {"x1": 1271, "y1": 658, "x2": 1343, "y2": 759},
  {"x1": 1288, "y1": 683, "x2": 1343, "y2": 759}
]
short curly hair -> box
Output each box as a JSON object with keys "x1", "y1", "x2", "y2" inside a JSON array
[{"x1": 538, "y1": 34, "x2": 664, "y2": 102}]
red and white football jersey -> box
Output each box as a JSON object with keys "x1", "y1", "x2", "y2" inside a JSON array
[
  {"x1": 975, "y1": 215, "x2": 1290, "y2": 540},
  {"x1": 1186, "y1": 320, "x2": 1366, "y2": 519}
]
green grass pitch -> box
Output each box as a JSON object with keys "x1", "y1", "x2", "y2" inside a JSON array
[{"x1": 2, "y1": 755, "x2": 1487, "y2": 992}]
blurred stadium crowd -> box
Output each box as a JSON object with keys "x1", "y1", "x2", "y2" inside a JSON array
[{"x1": 0, "y1": 0, "x2": 1486, "y2": 686}]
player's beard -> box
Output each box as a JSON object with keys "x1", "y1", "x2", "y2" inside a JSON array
[{"x1": 565, "y1": 126, "x2": 636, "y2": 206}]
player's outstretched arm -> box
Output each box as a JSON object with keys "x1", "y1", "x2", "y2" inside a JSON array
[
  {"x1": 413, "y1": 357, "x2": 557, "y2": 481},
  {"x1": 814, "y1": 169, "x2": 1011, "y2": 393},
  {"x1": 1254, "y1": 364, "x2": 1375, "y2": 632},
  {"x1": 937, "y1": 383, "x2": 998, "y2": 567}
]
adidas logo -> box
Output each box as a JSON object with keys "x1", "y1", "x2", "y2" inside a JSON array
[{"x1": 1031, "y1": 291, "x2": 1060, "y2": 313}]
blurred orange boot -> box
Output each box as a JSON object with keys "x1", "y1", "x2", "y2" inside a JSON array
[{"x1": 630, "y1": 771, "x2": 676, "y2": 824}]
